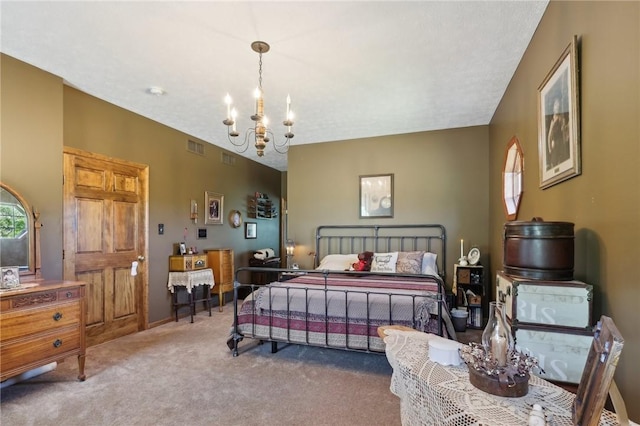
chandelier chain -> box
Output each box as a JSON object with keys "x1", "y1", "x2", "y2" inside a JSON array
[{"x1": 258, "y1": 51, "x2": 263, "y2": 92}]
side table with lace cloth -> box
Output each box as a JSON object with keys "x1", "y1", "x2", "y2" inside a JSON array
[
  {"x1": 383, "y1": 329, "x2": 620, "y2": 426},
  {"x1": 167, "y1": 269, "x2": 215, "y2": 323}
]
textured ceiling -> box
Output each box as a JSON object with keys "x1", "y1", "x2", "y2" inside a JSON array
[{"x1": 1, "y1": 1, "x2": 548, "y2": 171}]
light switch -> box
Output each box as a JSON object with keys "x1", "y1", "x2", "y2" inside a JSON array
[{"x1": 158, "y1": 224, "x2": 164, "y2": 235}]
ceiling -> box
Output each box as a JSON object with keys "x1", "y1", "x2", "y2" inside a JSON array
[{"x1": 1, "y1": 1, "x2": 548, "y2": 171}]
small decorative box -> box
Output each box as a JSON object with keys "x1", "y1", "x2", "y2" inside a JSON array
[{"x1": 169, "y1": 255, "x2": 207, "y2": 272}]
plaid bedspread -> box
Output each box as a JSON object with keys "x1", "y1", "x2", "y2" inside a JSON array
[{"x1": 235, "y1": 273, "x2": 452, "y2": 348}]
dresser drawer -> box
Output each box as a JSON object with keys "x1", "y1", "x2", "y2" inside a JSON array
[
  {"x1": 1, "y1": 327, "x2": 81, "y2": 373},
  {"x1": 3, "y1": 286, "x2": 81, "y2": 311},
  {"x1": 1, "y1": 302, "x2": 81, "y2": 341}
]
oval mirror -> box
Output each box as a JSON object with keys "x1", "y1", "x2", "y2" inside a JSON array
[
  {"x1": 502, "y1": 137, "x2": 524, "y2": 221},
  {"x1": 0, "y1": 182, "x2": 39, "y2": 280}
]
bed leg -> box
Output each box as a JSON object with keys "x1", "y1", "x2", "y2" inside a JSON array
[
  {"x1": 271, "y1": 341, "x2": 278, "y2": 353},
  {"x1": 227, "y1": 333, "x2": 243, "y2": 357}
]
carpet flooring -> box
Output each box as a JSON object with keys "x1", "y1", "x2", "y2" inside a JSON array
[{"x1": 1, "y1": 307, "x2": 402, "y2": 426}]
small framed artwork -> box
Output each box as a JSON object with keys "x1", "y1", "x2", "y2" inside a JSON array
[
  {"x1": 179, "y1": 242, "x2": 187, "y2": 255},
  {"x1": 205, "y1": 191, "x2": 224, "y2": 225},
  {"x1": 1, "y1": 266, "x2": 21, "y2": 289},
  {"x1": 359, "y1": 174, "x2": 394, "y2": 218},
  {"x1": 537, "y1": 35, "x2": 581, "y2": 189},
  {"x1": 245, "y1": 222, "x2": 257, "y2": 239}
]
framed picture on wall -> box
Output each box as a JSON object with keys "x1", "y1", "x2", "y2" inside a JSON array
[
  {"x1": 245, "y1": 222, "x2": 257, "y2": 239},
  {"x1": 537, "y1": 35, "x2": 581, "y2": 189},
  {"x1": 359, "y1": 174, "x2": 394, "y2": 218},
  {"x1": 205, "y1": 191, "x2": 224, "y2": 225}
]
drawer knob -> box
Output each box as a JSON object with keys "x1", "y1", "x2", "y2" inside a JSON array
[
  {"x1": 53, "y1": 312, "x2": 63, "y2": 321},
  {"x1": 66, "y1": 291, "x2": 73, "y2": 298},
  {"x1": 53, "y1": 339, "x2": 63, "y2": 348}
]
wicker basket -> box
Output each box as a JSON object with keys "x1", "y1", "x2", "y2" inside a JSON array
[{"x1": 468, "y1": 367, "x2": 529, "y2": 397}]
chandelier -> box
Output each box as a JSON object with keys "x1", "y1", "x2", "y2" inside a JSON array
[{"x1": 223, "y1": 41, "x2": 294, "y2": 157}]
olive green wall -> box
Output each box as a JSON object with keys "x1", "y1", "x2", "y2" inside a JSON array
[
  {"x1": 1, "y1": 54, "x2": 283, "y2": 324},
  {"x1": 489, "y1": 1, "x2": 639, "y2": 418},
  {"x1": 287, "y1": 126, "x2": 490, "y2": 287},
  {"x1": 0, "y1": 55, "x2": 65, "y2": 280}
]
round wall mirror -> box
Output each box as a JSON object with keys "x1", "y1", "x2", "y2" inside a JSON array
[{"x1": 502, "y1": 136, "x2": 524, "y2": 221}]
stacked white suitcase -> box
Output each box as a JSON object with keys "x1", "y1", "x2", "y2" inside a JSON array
[{"x1": 496, "y1": 271, "x2": 593, "y2": 384}]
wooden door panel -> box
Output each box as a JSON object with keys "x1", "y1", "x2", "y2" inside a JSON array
[
  {"x1": 113, "y1": 201, "x2": 137, "y2": 252},
  {"x1": 64, "y1": 147, "x2": 148, "y2": 347},
  {"x1": 76, "y1": 199, "x2": 104, "y2": 253},
  {"x1": 113, "y1": 173, "x2": 138, "y2": 193},
  {"x1": 77, "y1": 270, "x2": 105, "y2": 326},
  {"x1": 74, "y1": 166, "x2": 106, "y2": 190},
  {"x1": 114, "y1": 268, "x2": 136, "y2": 318}
]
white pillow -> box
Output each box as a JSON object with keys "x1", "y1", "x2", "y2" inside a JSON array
[
  {"x1": 370, "y1": 252, "x2": 399, "y2": 273},
  {"x1": 421, "y1": 252, "x2": 439, "y2": 276},
  {"x1": 316, "y1": 254, "x2": 359, "y2": 271}
]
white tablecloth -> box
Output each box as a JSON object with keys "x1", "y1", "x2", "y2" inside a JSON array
[
  {"x1": 384, "y1": 330, "x2": 619, "y2": 426},
  {"x1": 167, "y1": 269, "x2": 215, "y2": 294}
]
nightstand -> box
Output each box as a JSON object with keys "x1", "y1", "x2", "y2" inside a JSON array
[{"x1": 453, "y1": 264, "x2": 486, "y2": 328}]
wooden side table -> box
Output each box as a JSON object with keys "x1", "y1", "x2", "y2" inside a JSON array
[{"x1": 167, "y1": 269, "x2": 215, "y2": 322}]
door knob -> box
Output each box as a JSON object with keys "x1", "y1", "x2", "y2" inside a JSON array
[{"x1": 137, "y1": 255, "x2": 145, "y2": 261}]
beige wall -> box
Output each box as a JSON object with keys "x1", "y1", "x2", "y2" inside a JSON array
[
  {"x1": 489, "y1": 1, "x2": 639, "y2": 418},
  {"x1": 1, "y1": 54, "x2": 283, "y2": 323},
  {"x1": 0, "y1": 55, "x2": 65, "y2": 279},
  {"x1": 287, "y1": 126, "x2": 491, "y2": 286}
]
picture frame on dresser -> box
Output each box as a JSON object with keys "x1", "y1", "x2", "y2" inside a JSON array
[
  {"x1": 537, "y1": 35, "x2": 581, "y2": 189},
  {"x1": 205, "y1": 191, "x2": 224, "y2": 225},
  {"x1": 1, "y1": 266, "x2": 21, "y2": 289}
]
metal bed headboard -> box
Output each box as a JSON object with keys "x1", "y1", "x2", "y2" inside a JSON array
[{"x1": 315, "y1": 224, "x2": 446, "y2": 280}]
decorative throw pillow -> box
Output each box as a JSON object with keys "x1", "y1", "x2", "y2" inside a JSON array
[
  {"x1": 317, "y1": 254, "x2": 359, "y2": 271},
  {"x1": 370, "y1": 252, "x2": 399, "y2": 273},
  {"x1": 421, "y1": 252, "x2": 439, "y2": 276},
  {"x1": 396, "y1": 251, "x2": 425, "y2": 274}
]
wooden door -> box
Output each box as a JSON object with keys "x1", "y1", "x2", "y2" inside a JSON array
[{"x1": 63, "y1": 147, "x2": 148, "y2": 346}]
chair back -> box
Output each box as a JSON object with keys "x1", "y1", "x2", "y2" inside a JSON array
[{"x1": 572, "y1": 316, "x2": 624, "y2": 426}]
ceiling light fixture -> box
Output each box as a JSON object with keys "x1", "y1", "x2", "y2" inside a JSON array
[
  {"x1": 147, "y1": 86, "x2": 166, "y2": 96},
  {"x1": 223, "y1": 41, "x2": 294, "y2": 157}
]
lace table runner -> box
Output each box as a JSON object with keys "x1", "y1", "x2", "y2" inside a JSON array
[
  {"x1": 384, "y1": 330, "x2": 619, "y2": 426},
  {"x1": 167, "y1": 269, "x2": 215, "y2": 294}
]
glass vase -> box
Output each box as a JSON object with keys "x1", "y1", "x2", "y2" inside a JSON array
[{"x1": 481, "y1": 301, "x2": 513, "y2": 367}]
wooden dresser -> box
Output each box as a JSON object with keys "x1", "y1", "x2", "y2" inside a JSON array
[
  {"x1": 205, "y1": 248, "x2": 234, "y2": 311},
  {"x1": 1, "y1": 280, "x2": 87, "y2": 382}
]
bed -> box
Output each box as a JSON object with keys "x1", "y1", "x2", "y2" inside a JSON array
[{"x1": 228, "y1": 224, "x2": 455, "y2": 356}]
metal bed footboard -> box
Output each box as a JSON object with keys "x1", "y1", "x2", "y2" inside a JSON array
[{"x1": 229, "y1": 267, "x2": 447, "y2": 357}]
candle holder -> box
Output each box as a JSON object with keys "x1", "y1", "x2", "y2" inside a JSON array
[{"x1": 459, "y1": 342, "x2": 543, "y2": 397}]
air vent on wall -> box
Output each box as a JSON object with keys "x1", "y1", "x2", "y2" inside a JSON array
[
  {"x1": 221, "y1": 152, "x2": 236, "y2": 166},
  {"x1": 187, "y1": 139, "x2": 205, "y2": 156}
]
